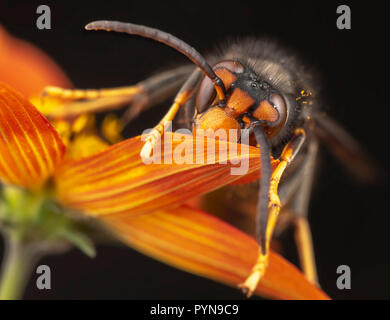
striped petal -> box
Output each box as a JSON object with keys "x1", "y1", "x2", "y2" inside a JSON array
[
  {"x1": 55, "y1": 133, "x2": 277, "y2": 217},
  {"x1": 0, "y1": 82, "x2": 66, "y2": 189},
  {"x1": 103, "y1": 206, "x2": 329, "y2": 300}
]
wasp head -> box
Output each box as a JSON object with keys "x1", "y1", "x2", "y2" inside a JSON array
[{"x1": 193, "y1": 60, "x2": 287, "y2": 144}]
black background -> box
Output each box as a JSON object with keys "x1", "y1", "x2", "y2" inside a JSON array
[{"x1": 0, "y1": 0, "x2": 389, "y2": 299}]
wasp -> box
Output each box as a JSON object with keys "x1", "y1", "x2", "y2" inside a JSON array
[{"x1": 44, "y1": 20, "x2": 377, "y2": 296}]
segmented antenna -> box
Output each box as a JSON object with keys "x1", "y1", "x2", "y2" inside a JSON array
[{"x1": 85, "y1": 20, "x2": 226, "y2": 101}]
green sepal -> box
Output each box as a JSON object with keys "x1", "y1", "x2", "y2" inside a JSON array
[{"x1": 57, "y1": 227, "x2": 96, "y2": 258}]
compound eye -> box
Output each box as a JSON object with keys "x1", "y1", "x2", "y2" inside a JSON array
[
  {"x1": 266, "y1": 93, "x2": 287, "y2": 137},
  {"x1": 196, "y1": 60, "x2": 244, "y2": 114},
  {"x1": 270, "y1": 93, "x2": 286, "y2": 119},
  {"x1": 270, "y1": 93, "x2": 287, "y2": 125},
  {"x1": 196, "y1": 76, "x2": 217, "y2": 113}
]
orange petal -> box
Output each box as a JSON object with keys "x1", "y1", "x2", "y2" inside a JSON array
[
  {"x1": 103, "y1": 205, "x2": 329, "y2": 300},
  {"x1": 55, "y1": 133, "x2": 275, "y2": 217},
  {"x1": 0, "y1": 82, "x2": 66, "y2": 189},
  {"x1": 0, "y1": 26, "x2": 72, "y2": 98}
]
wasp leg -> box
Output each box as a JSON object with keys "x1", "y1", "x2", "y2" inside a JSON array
[
  {"x1": 141, "y1": 68, "x2": 202, "y2": 159},
  {"x1": 46, "y1": 96, "x2": 139, "y2": 119},
  {"x1": 276, "y1": 138, "x2": 319, "y2": 284},
  {"x1": 43, "y1": 85, "x2": 141, "y2": 100},
  {"x1": 42, "y1": 66, "x2": 193, "y2": 121},
  {"x1": 293, "y1": 215, "x2": 318, "y2": 284},
  {"x1": 289, "y1": 139, "x2": 319, "y2": 284},
  {"x1": 239, "y1": 128, "x2": 306, "y2": 297},
  {"x1": 121, "y1": 66, "x2": 195, "y2": 125}
]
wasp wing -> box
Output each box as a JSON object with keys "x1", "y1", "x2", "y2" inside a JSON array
[{"x1": 312, "y1": 112, "x2": 381, "y2": 184}]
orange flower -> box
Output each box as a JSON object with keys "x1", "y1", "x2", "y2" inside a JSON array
[
  {"x1": 0, "y1": 26, "x2": 71, "y2": 99},
  {"x1": 0, "y1": 82, "x2": 329, "y2": 300}
]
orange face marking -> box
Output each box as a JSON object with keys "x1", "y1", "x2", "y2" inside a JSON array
[
  {"x1": 252, "y1": 100, "x2": 279, "y2": 122},
  {"x1": 226, "y1": 88, "x2": 255, "y2": 116},
  {"x1": 215, "y1": 68, "x2": 237, "y2": 90}
]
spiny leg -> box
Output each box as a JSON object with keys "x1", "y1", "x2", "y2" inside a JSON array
[
  {"x1": 140, "y1": 68, "x2": 202, "y2": 159},
  {"x1": 239, "y1": 128, "x2": 306, "y2": 296},
  {"x1": 42, "y1": 65, "x2": 193, "y2": 121}
]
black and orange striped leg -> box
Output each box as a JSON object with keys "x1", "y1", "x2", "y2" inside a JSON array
[
  {"x1": 239, "y1": 128, "x2": 306, "y2": 296},
  {"x1": 141, "y1": 69, "x2": 201, "y2": 159},
  {"x1": 41, "y1": 66, "x2": 193, "y2": 120}
]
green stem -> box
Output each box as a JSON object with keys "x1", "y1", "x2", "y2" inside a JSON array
[{"x1": 0, "y1": 233, "x2": 35, "y2": 300}]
